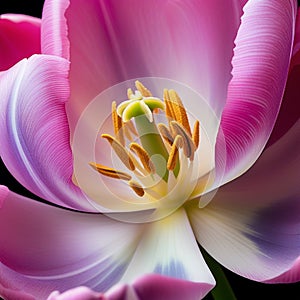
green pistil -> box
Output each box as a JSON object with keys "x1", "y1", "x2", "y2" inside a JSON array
[
  {"x1": 118, "y1": 95, "x2": 170, "y2": 181},
  {"x1": 118, "y1": 97, "x2": 165, "y2": 123},
  {"x1": 134, "y1": 115, "x2": 169, "y2": 181}
]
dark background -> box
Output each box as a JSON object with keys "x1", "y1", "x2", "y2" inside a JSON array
[{"x1": 0, "y1": 1, "x2": 300, "y2": 299}]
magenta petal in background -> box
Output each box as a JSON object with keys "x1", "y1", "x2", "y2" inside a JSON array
[{"x1": 0, "y1": 14, "x2": 40, "y2": 71}]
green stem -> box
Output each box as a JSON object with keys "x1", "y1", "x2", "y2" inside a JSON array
[{"x1": 202, "y1": 249, "x2": 237, "y2": 300}]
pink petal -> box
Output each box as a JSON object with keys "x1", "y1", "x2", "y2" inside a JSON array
[
  {"x1": 215, "y1": 0, "x2": 298, "y2": 185},
  {"x1": 0, "y1": 14, "x2": 41, "y2": 71},
  {"x1": 266, "y1": 8, "x2": 300, "y2": 147},
  {"x1": 0, "y1": 188, "x2": 141, "y2": 300},
  {"x1": 132, "y1": 274, "x2": 212, "y2": 300},
  {"x1": 188, "y1": 119, "x2": 300, "y2": 282},
  {"x1": 0, "y1": 54, "x2": 95, "y2": 211},
  {"x1": 46, "y1": 274, "x2": 211, "y2": 300},
  {"x1": 41, "y1": 0, "x2": 69, "y2": 59},
  {"x1": 47, "y1": 287, "x2": 103, "y2": 300},
  {"x1": 42, "y1": 0, "x2": 244, "y2": 135}
]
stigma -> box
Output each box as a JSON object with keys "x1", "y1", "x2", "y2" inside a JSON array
[{"x1": 90, "y1": 81, "x2": 200, "y2": 200}]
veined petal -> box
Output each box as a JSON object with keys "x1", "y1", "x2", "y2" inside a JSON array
[
  {"x1": 266, "y1": 9, "x2": 300, "y2": 147},
  {"x1": 41, "y1": 0, "x2": 69, "y2": 59},
  {"x1": 188, "y1": 120, "x2": 300, "y2": 282},
  {"x1": 42, "y1": 0, "x2": 244, "y2": 135},
  {"x1": 215, "y1": 0, "x2": 297, "y2": 185},
  {"x1": 0, "y1": 188, "x2": 141, "y2": 300},
  {"x1": 188, "y1": 197, "x2": 300, "y2": 282},
  {"x1": 121, "y1": 208, "x2": 215, "y2": 299},
  {"x1": 0, "y1": 54, "x2": 95, "y2": 211},
  {"x1": 0, "y1": 14, "x2": 40, "y2": 71}
]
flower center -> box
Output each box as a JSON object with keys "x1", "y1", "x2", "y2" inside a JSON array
[
  {"x1": 90, "y1": 81, "x2": 203, "y2": 201},
  {"x1": 72, "y1": 78, "x2": 218, "y2": 222}
]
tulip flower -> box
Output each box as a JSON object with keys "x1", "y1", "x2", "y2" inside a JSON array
[{"x1": 0, "y1": 1, "x2": 300, "y2": 300}]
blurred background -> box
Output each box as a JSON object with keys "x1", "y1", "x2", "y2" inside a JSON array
[{"x1": 0, "y1": 0, "x2": 299, "y2": 299}]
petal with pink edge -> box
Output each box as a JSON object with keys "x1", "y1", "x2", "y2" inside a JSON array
[
  {"x1": 215, "y1": 0, "x2": 297, "y2": 185},
  {"x1": 0, "y1": 54, "x2": 94, "y2": 211},
  {"x1": 188, "y1": 120, "x2": 300, "y2": 281},
  {"x1": 42, "y1": 0, "x2": 244, "y2": 134},
  {"x1": 0, "y1": 14, "x2": 40, "y2": 71},
  {"x1": 267, "y1": 257, "x2": 300, "y2": 283},
  {"x1": 120, "y1": 208, "x2": 215, "y2": 299},
  {"x1": 266, "y1": 9, "x2": 300, "y2": 147},
  {"x1": 0, "y1": 188, "x2": 142, "y2": 300}
]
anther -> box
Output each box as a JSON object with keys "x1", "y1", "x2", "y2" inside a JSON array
[
  {"x1": 158, "y1": 123, "x2": 174, "y2": 146},
  {"x1": 168, "y1": 90, "x2": 192, "y2": 136},
  {"x1": 127, "y1": 88, "x2": 134, "y2": 99},
  {"x1": 101, "y1": 134, "x2": 135, "y2": 171},
  {"x1": 135, "y1": 80, "x2": 152, "y2": 97},
  {"x1": 89, "y1": 163, "x2": 132, "y2": 181},
  {"x1": 192, "y1": 120, "x2": 200, "y2": 149},
  {"x1": 167, "y1": 135, "x2": 183, "y2": 171},
  {"x1": 129, "y1": 180, "x2": 145, "y2": 197},
  {"x1": 130, "y1": 143, "x2": 155, "y2": 173},
  {"x1": 170, "y1": 121, "x2": 195, "y2": 159},
  {"x1": 112, "y1": 101, "x2": 125, "y2": 145},
  {"x1": 163, "y1": 89, "x2": 176, "y2": 121}
]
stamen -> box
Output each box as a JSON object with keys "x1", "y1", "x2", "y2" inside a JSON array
[
  {"x1": 158, "y1": 123, "x2": 174, "y2": 146},
  {"x1": 163, "y1": 89, "x2": 176, "y2": 121},
  {"x1": 101, "y1": 134, "x2": 135, "y2": 171},
  {"x1": 170, "y1": 121, "x2": 195, "y2": 159},
  {"x1": 89, "y1": 162, "x2": 132, "y2": 181},
  {"x1": 167, "y1": 135, "x2": 183, "y2": 171},
  {"x1": 168, "y1": 90, "x2": 192, "y2": 136},
  {"x1": 128, "y1": 152, "x2": 149, "y2": 176},
  {"x1": 127, "y1": 88, "x2": 134, "y2": 99},
  {"x1": 112, "y1": 101, "x2": 125, "y2": 145},
  {"x1": 130, "y1": 142, "x2": 155, "y2": 173},
  {"x1": 129, "y1": 180, "x2": 145, "y2": 197},
  {"x1": 192, "y1": 120, "x2": 200, "y2": 149},
  {"x1": 135, "y1": 80, "x2": 152, "y2": 97}
]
